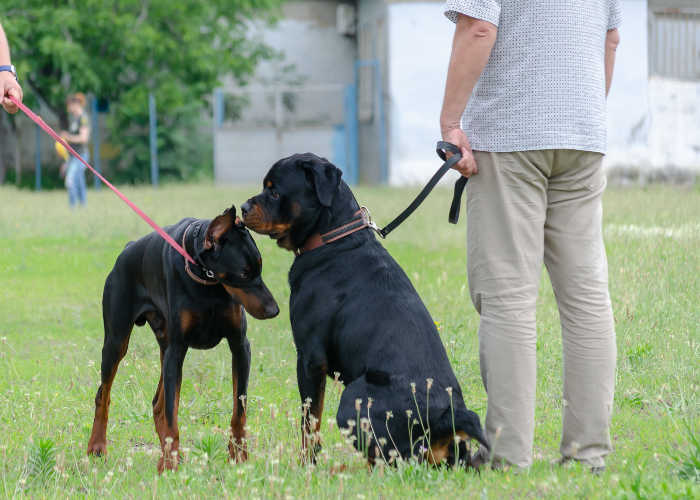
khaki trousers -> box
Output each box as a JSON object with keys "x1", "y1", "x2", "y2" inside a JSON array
[{"x1": 468, "y1": 150, "x2": 616, "y2": 468}]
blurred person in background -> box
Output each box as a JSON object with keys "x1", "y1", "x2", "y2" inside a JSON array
[
  {"x1": 61, "y1": 93, "x2": 90, "y2": 207},
  {"x1": 0, "y1": 22, "x2": 22, "y2": 113},
  {"x1": 440, "y1": 0, "x2": 621, "y2": 472}
]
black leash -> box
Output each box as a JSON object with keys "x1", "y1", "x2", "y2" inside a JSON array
[{"x1": 376, "y1": 141, "x2": 468, "y2": 238}]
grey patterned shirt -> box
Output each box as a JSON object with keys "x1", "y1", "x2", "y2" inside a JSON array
[{"x1": 444, "y1": 0, "x2": 622, "y2": 153}]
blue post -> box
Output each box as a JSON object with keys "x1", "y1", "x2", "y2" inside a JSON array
[
  {"x1": 212, "y1": 88, "x2": 224, "y2": 179},
  {"x1": 149, "y1": 92, "x2": 159, "y2": 187},
  {"x1": 344, "y1": 83, "x2": 359, "y2": 185},
  {"x1": 91, "y1": 97, "x2": 101, "y2": 189},
  {"x1": 35, "y1": 124, "x2": 41, "y2": 191},
  {"x1": 214, "y1": 88, "x2": 224, "y2": 128}
]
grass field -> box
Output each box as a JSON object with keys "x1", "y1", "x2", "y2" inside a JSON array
[{"x1": 0, "y1": 183, "x2": 698, "y2": 499}]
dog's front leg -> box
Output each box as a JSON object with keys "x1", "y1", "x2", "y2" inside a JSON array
[
  {"x1": 159, "y1": 342, "x2": 187, "y2": 473},
  {"x1": 297, "y1": 352, "x2": 327, "y2": 464},
  {"x1": 227, "y1": 334, "x2": 251, "y2": 463}
]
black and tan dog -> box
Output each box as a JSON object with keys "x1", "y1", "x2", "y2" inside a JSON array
[
  {"x1": 241, "y1": 154, "x2": 488, "y2": 466},
  {"x1": 86, "y1": 206, "x2": 279, "y2": 472}
]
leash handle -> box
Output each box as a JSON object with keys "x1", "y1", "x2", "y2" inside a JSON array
[
  {"x1": 8, "y1": 94, "x2": 197, "y2": 265},
  {"x1": 378, "y1": 141, "x2": 466, "y2": 238}
]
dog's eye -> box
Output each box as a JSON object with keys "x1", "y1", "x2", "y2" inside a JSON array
[{"x1": 270, "y1": 190, "x2": 280, "y2": 200}]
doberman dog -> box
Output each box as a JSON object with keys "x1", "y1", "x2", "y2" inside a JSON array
[
  {"x1": 241, "y1": 154, "x2": 488, "y2": 467},
  {"x1": 86, "y1": 206, "x2": 279, "y2": 472}
]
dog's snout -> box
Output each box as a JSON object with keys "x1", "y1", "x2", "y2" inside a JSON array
[
  {"x1": 265, "y1": 301, "x2": 280, "y2": 319},
  {"x1": 241, "y1": 201, "x2": 251, "y2": 218}
]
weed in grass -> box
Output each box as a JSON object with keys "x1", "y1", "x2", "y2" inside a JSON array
[
  {"x1": 192, "y1": 434, "x2": 226, "y2": 466},
  {"x1": 627, "y1": 342, "x2": 653, "y2": 367},
  {"x1": 667, "y1": 421, "x2": 700, "y2": 482},
  {"x1": 25, "y1": 438, "x2": 57, "y2": 486}
]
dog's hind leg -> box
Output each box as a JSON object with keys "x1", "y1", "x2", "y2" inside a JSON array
[
  {"x1": 151, "y1": 343, "x2": 167, "y2": 449},
  {"x1": 87, "y1": 274, "x2": 135, "y2": 457}
]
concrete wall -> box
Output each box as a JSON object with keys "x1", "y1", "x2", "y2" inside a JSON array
[
  {"x1": 606, "y1": 0, "x2": 700, "y2": 173},
  {"x1": 215, "y1": 0, "x2": 358, "y2": 185},
  {"x1": 386, "y1": 1, "x2": 458, "y2": 186},
  {"x1": 357, "y1": 0, "x2": 390, "y2": 184},
  {"x1": 605, "y1": 0, "x2": 651, "y2": 170}
]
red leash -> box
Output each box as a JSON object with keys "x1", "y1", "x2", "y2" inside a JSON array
[{"x1": 8, "y1": 94, "x2": 196, "y2": 265}]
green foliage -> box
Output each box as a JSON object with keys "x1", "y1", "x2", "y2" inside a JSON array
[
  {"x1": 667, "y1": 421, "x2": 700, "y2": 482},
  {"x1": 26, "y1": 438, "x2": 57, "y2": 485},
  {"x1": 1, "y1": 0, "x2": 282, "y2": 182},
  {"x1": 192, "y1": 434, "x2": 226, "y2": 466}
]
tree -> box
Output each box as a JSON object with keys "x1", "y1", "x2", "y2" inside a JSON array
[{"x1": 1, "y1": 0, "x2": 282, "y2": 183}]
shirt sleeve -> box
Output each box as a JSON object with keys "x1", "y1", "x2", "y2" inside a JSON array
[
  {"x1": 79, "y1": 114, "x2": 90, "y2": 129},
  {"x1": 444, "y1": 0, "x2": 501, "y2": 27},
  {"x1": 607, "y1": 0, "x2": 622, "y2": 30}
]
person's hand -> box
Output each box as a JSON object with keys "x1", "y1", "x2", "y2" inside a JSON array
[
  {"x1": 1, "y1": 72, "x2": 22, "y2": 114},
  {"x1": 441, "y1": 126, "x2": 478, "y2": 177}
]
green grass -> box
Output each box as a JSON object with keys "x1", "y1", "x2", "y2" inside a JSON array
[{"x1": 0, "y1": 183, "x2": 698, "y2": 499}]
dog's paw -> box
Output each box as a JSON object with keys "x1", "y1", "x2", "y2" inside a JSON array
[
  {"x1": 228, "y1": 440, "x2": 248, "y2": 463},
  {"x1": 87, "y1": 441, "x2": 107, "y2": 457}
]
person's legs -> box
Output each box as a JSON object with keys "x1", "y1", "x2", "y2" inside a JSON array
[
  {"x1": 544, "y1": 150, "x2": 616, "y2": 469},
  {"x1": 66, "y1": 158, "x2": 78, "y2": 207},
  {"x1": 468, "y1": 150, "x2": 552, "y2": 468},
  {"x1": 77, "y1": 152, "x2": 88, "y2": 205}
]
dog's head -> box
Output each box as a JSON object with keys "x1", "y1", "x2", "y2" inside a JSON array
[
  {"x1": 198, "y1": 206, "x2": 279, "y2": 319},
  {"x1": 240, "y1": 153, "x2": 343, "y2": 251}
]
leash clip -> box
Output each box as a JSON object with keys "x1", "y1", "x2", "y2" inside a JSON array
[
  {"x1": 360, "y1": 206, "x2": 385, "y2": 239},
  {"x1": 205, "y1": 269, "x2": 216, "y2": 279}
]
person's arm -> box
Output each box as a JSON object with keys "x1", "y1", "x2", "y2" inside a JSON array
[
  {"x1": 604, "y1": 28, "x2": 620, "y2": 97},
  {"x1": 0, "y1": 23, "x2": 23, "y2": 113},
  {"x1": 440, "y1": 14, "x2": 497, "y2": 177},
  {"x1": 63, "y1": 125, "x2": 90, "y2": 145}
]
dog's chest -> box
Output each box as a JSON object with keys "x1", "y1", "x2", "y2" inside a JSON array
[{"x1": 180, "y1": 302, "x2": 243, "y2": 349}]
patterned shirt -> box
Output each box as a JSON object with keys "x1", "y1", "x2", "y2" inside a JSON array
[{"x1": 444, "y1": 0, "x2": 622, "y2": 153}]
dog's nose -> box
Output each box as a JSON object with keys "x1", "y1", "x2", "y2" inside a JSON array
[
  {"x1": 265, "y1": 301, "x2": 280, "y2": 318},
  {"x1": 241, "y1": 201, "x2": 251, "y2": 218}
]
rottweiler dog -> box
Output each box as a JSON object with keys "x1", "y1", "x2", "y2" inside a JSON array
[
  {"x1": 241, "y1": 154, "x2": 488, "y2": 467},
  {"x1": 86, "y1": 206, "x2": 279, "y2": 472}
]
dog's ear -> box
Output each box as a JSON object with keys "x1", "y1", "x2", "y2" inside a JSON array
[
  {"x1": 205, "y1": 206, "x2": 236, "y2": 249},
  {"x1": 301, "y1": 156, "x2": 342, "y2": 208}
]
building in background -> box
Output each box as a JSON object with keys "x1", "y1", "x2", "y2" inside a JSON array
[{"x1": 215, "y1": 0, "x2": 699, "y2": 186}]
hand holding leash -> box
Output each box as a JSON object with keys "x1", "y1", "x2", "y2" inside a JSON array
[{"x1": 377, "y1": 141, "x2": 468, "y2": 238}]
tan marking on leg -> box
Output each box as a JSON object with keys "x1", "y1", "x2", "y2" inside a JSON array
[
  {"x1": 428, "y1": 436, "x2": 452, "y2": 465},
  {"x1": 228, "y1": 374, "x2": 248, "y2": 463}
]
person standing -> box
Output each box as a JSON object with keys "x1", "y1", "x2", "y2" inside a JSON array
[
  {"x1": 0, "y1": 22, "x2": 23, "y2": 113},
  {"x1": 62, "y1": 93, "x2": 91, "y2": 207},
  {"x1": 440, "y1": 0, "x2": 621, "y2": 471}
]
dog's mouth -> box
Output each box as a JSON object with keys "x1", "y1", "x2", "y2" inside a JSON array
[{"x1": 268, "y1": 230, "x2": 288, "y2": 240}]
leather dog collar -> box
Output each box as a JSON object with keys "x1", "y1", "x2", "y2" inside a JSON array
[
  {"x1": 182, "y1": 222, "x2": 219, "y2": 286},
  {"x1": 296, "y1": 207, "x2": 378, "y2": 256}
]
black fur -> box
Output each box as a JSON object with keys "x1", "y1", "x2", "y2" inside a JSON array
[
  {"x1": 86, "y1": 206, "x2": 278, "y2": 471},
  {"x1": 242, "y1": 154, "x2": 488, "y2": 466}
]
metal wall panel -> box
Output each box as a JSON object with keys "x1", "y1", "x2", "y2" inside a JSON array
[{"x1": 648, "y1": 9, "x2": 700, "y2": 80}]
